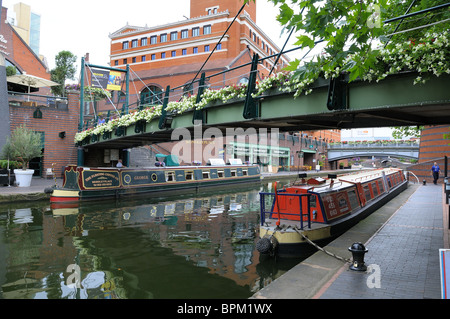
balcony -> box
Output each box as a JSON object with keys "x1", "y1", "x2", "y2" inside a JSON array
[{"x1": 8, "y1": 92, "x2": 68, "y2": 110}]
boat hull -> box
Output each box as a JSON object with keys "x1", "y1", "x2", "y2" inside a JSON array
[
  {"x1": 50, "y1": 164, "x2": 261, "y2": 203},
  {"x1": 258, "y1": 174, "x2": 408, "y2": 258}
]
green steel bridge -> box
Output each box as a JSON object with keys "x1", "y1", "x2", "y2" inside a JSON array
[{"x1": 78, "y1": 68, "x2": 450, "y2": 151}]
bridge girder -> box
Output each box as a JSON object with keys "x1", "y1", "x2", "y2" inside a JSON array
[{"x1": 81, "y1": 72, "x2": 450, "y2": 150}]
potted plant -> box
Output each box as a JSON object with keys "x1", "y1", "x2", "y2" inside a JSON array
[
  {"x1": 1, "y1": 125, "x2": 42, "y2": 187},
  {"x1": 0, "y1": 160, "x2": 20, "y2": 185}
]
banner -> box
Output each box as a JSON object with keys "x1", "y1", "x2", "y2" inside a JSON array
[{"x1": 91, "y1": 69, "x2": 122, "y2": 91}]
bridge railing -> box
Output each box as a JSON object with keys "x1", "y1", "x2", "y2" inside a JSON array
[
  {"x1": 328, "y1": 141, "x2": 420, "y2": 149},
  {"x1": 79, "y1": 46, "x2": 305, "y2": 132}
]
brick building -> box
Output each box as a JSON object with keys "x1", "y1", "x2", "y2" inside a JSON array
[
  {"x1": 407, "y1": 125, "x2": 450, "y2": 184},
  {"x1": 2, "y1": 5, "x2": 79, "y2": 177},
  {"x1": 107, "y1": 0, "x2": 290, "y2": 108},
  {"x1": 87, "y1": 0, "x2": 336, "y2": 170}
]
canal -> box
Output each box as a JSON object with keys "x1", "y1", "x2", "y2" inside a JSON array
[{"x1": 0, "y1": 178, "x2": 311, "y2": 299}]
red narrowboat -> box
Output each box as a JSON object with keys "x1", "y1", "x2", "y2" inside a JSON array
[{"x1": 257, "y1": 168, "x2": 408, "y2": 257}]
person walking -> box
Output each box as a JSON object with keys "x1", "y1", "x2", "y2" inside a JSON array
[{"x1": 431, "y1": 162, "x2": 440, "y2": 184}]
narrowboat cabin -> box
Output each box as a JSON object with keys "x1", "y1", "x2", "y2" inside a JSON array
[
  {"x1": 257, "y1": 168, "x2": 408, "y2": 257},
  {"x1": 49, "y1": 157, "x2": 261, "y2": 204}
]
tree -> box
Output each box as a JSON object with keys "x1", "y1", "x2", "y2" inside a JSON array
[
  {"x1": 391, "y1": 126, "x2": 423, "y2": 139},
  {"x1": 257, "y1": 0, "x2": 449, "y2": 83},
  {"x1": 1, "y1": 125, "x2": 43, "y2": 170},
  {"x1": 6, "y1": 66, "x2": 17, "y2": 76},
  {"x1": 51, "y1": 50, "x2": 77, "y2": 97}
]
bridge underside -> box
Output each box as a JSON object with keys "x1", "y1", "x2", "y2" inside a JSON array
[{"x1": 83, "y1": 72, "x2": 450, "y2": 150}]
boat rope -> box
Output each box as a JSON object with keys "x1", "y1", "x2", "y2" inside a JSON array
[{"x1": 293, "y1": 227, "x2": 352, "y2": 264}]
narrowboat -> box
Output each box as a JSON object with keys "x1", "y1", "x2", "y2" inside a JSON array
[
  {"x1": 49, "y1": 158, "x2": 261, "y2": 204},
  {"x1": 256, "y1": 168, "x2": 408, "y2": 257}
]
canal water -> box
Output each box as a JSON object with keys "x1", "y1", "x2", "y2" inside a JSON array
[{"x1": 0, "y1": 179, "x2": 311, "y2": 299}]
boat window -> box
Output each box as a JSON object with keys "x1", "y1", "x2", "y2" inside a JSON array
[
  {"x1": 309, "y1": 195, "x2": 317, "y2": 208},
  {"x1": 387, "y1": 177, "x2": 392, "y2": 188},
  {"x1": 202, "y1": 171, "x2": 210, "y2": 179},
  {"x1": 363, "y1": 185, "x2": 372, "y2": 201},
  {"x1": 166, "y1": 171, "x2": 175, "y2": 182},
  {"x1": 231, "y1": 170, "x2": 237, "y2": 177},
  {"x1": 242, "y1": 169, "x2": 248, "y2": 176},
  {"x1": 371, "y1": 182, "x2": 379, "y2": 197},
  {"x1": 185, "y1": 171, "x2": 194, "y2": 180},
  {"x1": 378, "y1": 180, "x2": 384, "y2": 193},
  {"x1": 347, "y1": 190, "x2": 359, "y2": 210},
  {"x1": 217, "y1": 170, "x2": 224, "y2": 178}
]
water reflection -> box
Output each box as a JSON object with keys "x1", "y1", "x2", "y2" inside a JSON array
[{"x1": 0, "y1": 180, "x2": 308, "y2": 299}]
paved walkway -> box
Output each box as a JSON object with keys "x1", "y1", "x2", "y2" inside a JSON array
[
  {"x1": 253, "y1": 183, "x2": 449, "y2": 299},
  {"x1": 318, "y1": 184, "x2": 445, "y2": 299},
  {"x1": 0, "y1": 177, "x2": 61, "y2": 203}
]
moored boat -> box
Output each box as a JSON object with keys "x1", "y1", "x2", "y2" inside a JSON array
[
  {"x1": 49, "y1": 158, "x2": 261, "y2": 204},
  {"x1": 256, "y1": 168, "x2": 408, "y2": 257}
]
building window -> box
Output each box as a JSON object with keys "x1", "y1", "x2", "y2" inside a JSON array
[
  {"x1": 161, "y1": 52, "x2": 166, "y2": 59},
  {"x1": 141, "y1": 37, "x2": 147, "y2": 46},
  {"x1": 160, "y1": 33, "x2": 167, "y2": 43},
  {"x1": 123, "y1": 58, "x2": 127, "y2": 64},
  {"x1": 141, "y1": 55, "x2": 146, "y2": 62},
  {"x1": 132, "y1": 57, "x2": 136, "y2": 63},
  {"x1": 151, "y1": 54, "x2": 156, "y2": 60},
  {"x1": 150, "y1": 36, "x2": 157, "y2": 44},
  {"x1": 141, "y1": 85, "x2": 163, "y2": 104},
  {"x1": 182, "y1": 48, "x2": 187, "y2": 55},
  {"x1": 122, "y1": 41, "x2": 129, "y2": 49},
  {"x1": 217, "y1": 43, "x2": 222, "y2": 50},
  {"x1": 114, "y1": 60, "x2": 118, "y2": 66},
  {"x1": 171, "y1": 50, "x2": 176, "y2": 57},
  {"x1": 131, "y1": 39, "x2": 138, "y2": 48},
  {"x1": 193, "y1": 47, "x2": 198, "y2": 54},
  {"x1": 192, "y1": 27, "x2": 200, "y2": 37},
  {"x1": 203, "y1": 25, "x2": 211, "y2": 35},
  {"x1": 170, "y1": 31, "x2": 178, "y2": 41},
  {"x1": 204, "y1": 45, "x2": 210, "y2": 52},
  {"x1": 181, "y1": 29, "x2": 188, "y2": 39},
  {"x1": 214, "y1": 8, "x2": 218, "y2": 14}
]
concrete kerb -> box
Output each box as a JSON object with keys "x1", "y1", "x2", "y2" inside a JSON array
[{"x1": 251, "y1": 183, "x2": 420, "y2": 299}]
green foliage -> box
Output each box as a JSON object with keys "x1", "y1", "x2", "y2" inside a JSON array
[
  {"x1": 6, "y1": 66, "x2": 17, "y2": 76},
  {"x1": 391, "y1": 126, "x2": 423, "y2": 139},
  {"x1": 266, "y1": 0, "x2": 449, "y2": 86},
  {"x1": 383, "y1": 0, "x2": 450, "y2": 44},
  {"x1": 0, "y1": 160, "x2": 21, "y2": 169},
  {"x1": 50, "y1": 50, "x2": 77, "y2": 97},
  {"x1": 1, "y1": 125, "x2": 43, "y2": 170}
]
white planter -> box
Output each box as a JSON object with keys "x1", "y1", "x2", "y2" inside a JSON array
[{"x1": 13, "y1": 169, "x2": 34, "y2": 187}]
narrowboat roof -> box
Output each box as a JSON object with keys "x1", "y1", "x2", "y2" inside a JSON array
[{"x1": 291, "y1": 168, "x2": 402, "y2": 194}]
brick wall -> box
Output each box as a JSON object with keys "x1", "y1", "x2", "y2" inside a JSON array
[
  {"x1": 9, "y1": 91, "x2": 80, "y2": 177},
  {"x1": 407, "y1": 157, "x2": 447, "y2": 184},
  {"x1": 418, "y1": 125, "x2": 450, "y2": 163}
]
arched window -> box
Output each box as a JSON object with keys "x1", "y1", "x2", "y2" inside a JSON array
[{"x1": 140, "y1": 86, "x2": 163, "y2": 105}]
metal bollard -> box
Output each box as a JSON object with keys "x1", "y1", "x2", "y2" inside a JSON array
[
  {"x1": 445, "y1": 177, "x2": 450, "y2": 204},
  {"x1": 423, "y1": 179, "x2": 426, "y2": 186},
  {"x1": 348, "y1": 242, "x2": 368, "y2": 271}
]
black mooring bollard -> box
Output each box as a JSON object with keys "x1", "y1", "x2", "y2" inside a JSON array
[
  {"x1": 423, "y1": 179, "x2": 426, "y2": 186},
  {"x1": 445, "y1": 177, "x2": 450, "y2": 204},
  {"x1": 348, "y1": 242, "x2": 368, "y2": 271}
]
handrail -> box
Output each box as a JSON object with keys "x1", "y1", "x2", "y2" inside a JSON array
[
  {"x1": 407, "y1": 171, "x2": 420, "y2": 184},
  {"x1": 260, "y1": 192, "x2": 317, "y2": 230}
]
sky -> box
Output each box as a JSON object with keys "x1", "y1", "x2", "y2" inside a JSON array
[{"x1": 2, "y1": 0, "x2": 301, "y2": 81}]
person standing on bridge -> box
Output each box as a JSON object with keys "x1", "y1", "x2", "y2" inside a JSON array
[{"x1": 431, "y1": 162, "x2": 440, "y2": 184}]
